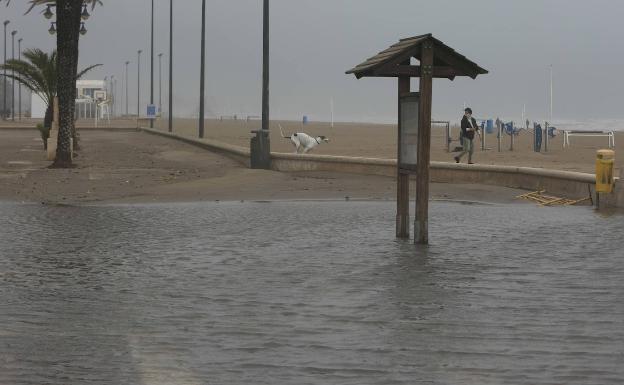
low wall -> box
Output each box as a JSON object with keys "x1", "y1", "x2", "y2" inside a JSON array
[
  {"x1": 142, "y1": 128, "x2": 250, "y2": 166},
  {"x1": 141, "y1": 127, "x2": 621, "y2": 205}
]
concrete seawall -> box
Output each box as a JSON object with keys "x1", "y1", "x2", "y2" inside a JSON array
[{"x1": 141, "y1": 128, "x2": 621, "y2": 206}]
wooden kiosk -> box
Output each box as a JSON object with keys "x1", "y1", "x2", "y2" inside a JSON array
[{"x1": 347, "y1": 34, "x2": 487, "y2": 244}]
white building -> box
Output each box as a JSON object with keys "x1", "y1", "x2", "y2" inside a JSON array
[{"x1": 30, "y1": 80, "x2": 110, "y2": 120}]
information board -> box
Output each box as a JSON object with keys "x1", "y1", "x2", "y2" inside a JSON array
[
  {"x1": 146, "y1": 104, "x2": 157, "y2": 119},
  {"x1": 399, "y1": 93, "x2": 419, "y2": 168}
]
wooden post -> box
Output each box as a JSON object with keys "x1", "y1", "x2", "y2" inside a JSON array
[
  {"x1": 510, "y1": 121, "x2": 514, "y2": 151},
  {"x1": 415, "y1": 42, "x2": 434, "y2": 244},
  {"x1": 396, "y1": 76, "x2": 410, "y2": 238}
]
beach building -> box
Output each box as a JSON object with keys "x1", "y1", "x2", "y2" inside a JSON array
[
  {"x1": 75, "y1": 80, "x2": 108, "y2": 119},
  {"x1": 30, "y1": 79, "x2": 108, "y2": 120}
]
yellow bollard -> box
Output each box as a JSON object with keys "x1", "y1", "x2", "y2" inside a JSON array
[{"x1": 596, "y1": 149, "x2": 615, "y2": 193}]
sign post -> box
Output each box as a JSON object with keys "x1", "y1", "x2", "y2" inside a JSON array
[
  {"x1": 146, "y1": 104, "x2": 157, "y2": 120},
  {"x1": 347, "y1": 34, "x2": 487, "y2": 244}
]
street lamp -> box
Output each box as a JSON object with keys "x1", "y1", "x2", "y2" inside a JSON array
[
  {"x1": 150, "y1": 0, "x2": 154, "y2": 128},
  {"x1": 110, "y1": 75, "x2": 115, "y2": 117},
  {"x1": 137, "y1": 49, "x2": 142, "y2": 117},
  {"x1": 45, "y1": 4, "x2": 89, "y2": 35},
  {"x1": 44, "y1": 5, "x2": 54, "y2": 20},
  {"x1": 168, "y1": 0, "x2": 173, "y2": 132},
  {"x1": 11, "y1": 30, "x2": 16, "y2": 121},
  {"x1": 251, "y1": 0, "x2": 271, "y2": 169},
  {"x1": 2, "y1": 20, "x2": 9, "y2": 120},
  {"x1": 125, "y1": 60, "x2": 130, "y2": 117},
  {"x1": 158, "y1": 53, "x2": 163, "y2": 114},
  {"x1": 199, "y1": 0, "x2": 206, "y2": 138},
  {"x1": 17, "y1": 37, "x2": 22, "y2": 120},
  {"x1": 114, "y1": 77, "x2": 117, "y2": 118},
  {"x1": 262, "y1": 0, "x2": 270, "y2": 135}
]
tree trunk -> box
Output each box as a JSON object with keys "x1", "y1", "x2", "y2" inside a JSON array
[
  {"x1": 42, "y1": 103, "x2": 53, "y2": 150},
  {"x1": 52, "y1": 0, "x2": 82, "y2": 168},
  {"x1": 43, "y1": 103, "x2": 53, "y2": 131}
]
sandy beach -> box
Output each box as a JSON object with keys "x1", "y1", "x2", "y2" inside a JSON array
[
  {"x1": 0, "y1": 128, "x2": 526, "y2": 205},
  {"x1": 5, "y1": 117, "x2": 619, "y2": 175},
  {"x1": 146, "y1": 118, "x2": 621, "y2": 174}
]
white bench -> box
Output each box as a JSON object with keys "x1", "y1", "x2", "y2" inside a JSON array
[{"x1": 563, "y1": 130, "x2": 615, "y2": 149}]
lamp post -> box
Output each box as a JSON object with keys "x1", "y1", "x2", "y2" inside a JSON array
[
  {"x1": 2, "y1": 20, "x2": 9, "y2": 120},
  {"x1": 251, "y1": 0, "x2": 271, "y2": 169},
  {"x1": 110, "y1": 75, "x2": 115, "y2": 117},
  {"x1": 125, "y1": 60, "x2": 130, "y2": 117},
  {"x1": 158, "y1": 53, "x2": 163, "y2": 114},
  {"x1": 149, "y1": 0, "x2": 154, "y2": 128},
  {"x1": 114, "y1": 78, "x2": 118, "y2": 118},
  {"x1": 11, "y1": 30, "x2": 16, "y2": 121},
  {"x1": 262, "y1": 0, "x2": 270, "y2": 136},
  {"x1": 199, "y1": 0, "x2": 206, "y2": 138},
  {"x1": 168, "y1": 0, "x2": 173, "y2": 132},
  {"x1": 137, "y1": 49, "x2": 142, "y2": 117},
  {"x1": 17, "y1": 37, "x2": 21, "y2": 120},
  {"x1": 250, "y1": 0, "x2": 271, "y2": 169}
]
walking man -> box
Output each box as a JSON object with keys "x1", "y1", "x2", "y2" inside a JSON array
[{"x1": 454, "y1": 108, "x2": 479, "y2": 164}]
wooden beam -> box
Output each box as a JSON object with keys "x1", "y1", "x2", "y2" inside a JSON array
[
  {"x1": 433, "y1": 43, "x2": 479, "y2": 78},
  {"x1": 374, "y1": 65, "x2": 459, "y2": 79},
  {"x1": 415, "y1": 41, "x2": 433, "y2": 245},
  {"x1": 396, "y1": 75, "x2": 411, "y2": 239}
]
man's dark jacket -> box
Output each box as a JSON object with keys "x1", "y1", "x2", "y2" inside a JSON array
[{"x1": 461, "y1": 116, "x2": 479, "y2": 140}]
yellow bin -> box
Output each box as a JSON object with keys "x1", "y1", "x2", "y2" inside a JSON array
[{"x1": 596, "y1": 149, "x2": 615, "y2": 193}]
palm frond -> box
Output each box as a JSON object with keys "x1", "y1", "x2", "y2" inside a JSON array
[
  {"x1": 1, "y1": 48, "x2": 100, "y2": 108},
  {"x1": 77, "y1": 63, "x2": 102, "y2": 80}
]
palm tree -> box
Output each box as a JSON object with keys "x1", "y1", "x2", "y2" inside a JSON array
[
  {"x1": 0, "y1": 48, "x2": 100, "y2": 145},
  {"x1": 3, "y1": 0, "x2": 102, "y2": 167}
]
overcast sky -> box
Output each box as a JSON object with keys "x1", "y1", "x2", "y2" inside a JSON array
[{"x1": 2, "y1": 0, "x2": 623, "y2": 123}]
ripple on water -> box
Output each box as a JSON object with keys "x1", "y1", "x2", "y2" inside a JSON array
[{"x1": 0, "y1": 201, "x2": 622, "y2": 385}]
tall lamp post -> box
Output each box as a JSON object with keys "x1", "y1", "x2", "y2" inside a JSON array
[
  {"x1": 251, "y1": 0, "x2": 271, "y2": 169},
  {"x1": 199, "y1": 0, "x2": 206, "y2": 138},
  {"x1": 137, "y1": 49, "x2": 142, "y2": 117},
  {"x1": 10, "y1": 30, "x2": 16, "y2": 121},
  {"x1": 158, "y1": 53, "x2": 163, "y2": 114},
  {"x1": 17, "y1": 37, "x2": 21, "y2": 120},
  {"x1": 110, "y1": 75, "x2": 115, "y2": 117},
  {"x1": 125, "y1": 60, "x2": 130, "y2": 117},
  {"x1": 149, "y1": 0, "x2": 154, "y2": 128},
  {"x1": 168, "y1": 0, "x2": 173, "y2": 132},
  {"x1": 2, "y1": 20, "x2": 9, "y2": 120},
  {"x1": 262, "y1": 0, "x2": 270, "y2": 139}
]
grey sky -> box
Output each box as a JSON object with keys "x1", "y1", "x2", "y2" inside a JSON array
[{"x1": 2, "y1": 0, "x2": 623, "y2": 123}]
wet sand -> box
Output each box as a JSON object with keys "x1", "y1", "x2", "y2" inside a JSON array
[{"x1": 0, "y1": 129, "x2": 524, "y2": 205}]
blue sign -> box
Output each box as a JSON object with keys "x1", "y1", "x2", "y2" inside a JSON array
[{"x1": 147, "y1": 104, "x2": 157, "y2": 119}]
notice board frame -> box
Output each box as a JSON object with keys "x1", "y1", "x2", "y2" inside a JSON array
[{"x1": 399, "y1": 92, "x2": 420, "y2": 173}]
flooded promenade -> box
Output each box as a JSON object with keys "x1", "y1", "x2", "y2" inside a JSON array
[{"x1": 1, "y1": 201, "x2": 622, "y2": 384}]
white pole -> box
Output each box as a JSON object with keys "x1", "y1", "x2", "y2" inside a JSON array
[
  {"x1": 549, "y1": 65, "x2": 553, "y2": 123},
  {"x1": 330, "y1": 97, "x2": 334, "y2": 128}
]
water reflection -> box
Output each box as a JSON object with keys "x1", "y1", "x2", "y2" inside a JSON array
[{"x1": 0, "y1": 201, "x2": 622, "y2": 384}]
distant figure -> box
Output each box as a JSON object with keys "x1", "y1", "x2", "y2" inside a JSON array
[
  {"x1": 279, "y1": 124, "x2": 330, "y2": 154},
  {"x1": 454, "y1": 108, "x2": 479, "y2": 164}
]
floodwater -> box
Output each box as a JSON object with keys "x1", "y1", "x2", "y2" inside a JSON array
[{"x1": 0, "y1": 201, "x2": 622, "y2": 385}]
